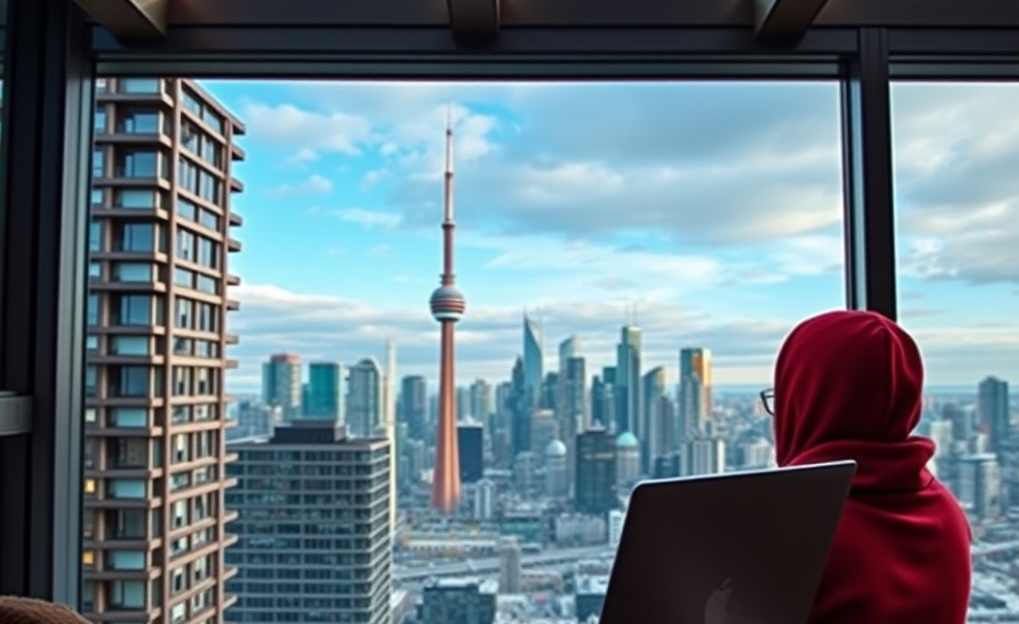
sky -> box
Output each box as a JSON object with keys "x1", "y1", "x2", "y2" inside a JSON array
[{"x1": 199, "y1": 80, "x2": 1019, "y2": 394}]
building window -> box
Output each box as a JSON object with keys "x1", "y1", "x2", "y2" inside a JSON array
[
  {"x1": 116, "y1": 294, "x2": 152, "y2": 326},
  {"x1": 86, "y1": 294, "x2": 99, "y2": 325},
  {"x1": 114, "y1": 189, "x2": 159, "y2": 209},
  {"x1": 118, "y1": 223, "x2": 155, "y2": 253},
  {"x1": 119, "y1": 78, "x2": 161, "y2": 94},
  {"x1": 118, "y1": 150, "x2": 159, "y2": 177},
  {"x1": 112, "y1": 262, "x2": 155, "y2": 282},
  {"x1": 113, "y1": 366, "x2": 150, "y2": 397},
  {"x1": 84, "y1": 479, "x2": 97, "y2": 494},
  {"x1": 94, "y1": 109, "x2": 106, "y2": 133},
  {"x1": 82, "y1": 550, "x2": 95, "y2": 566},
  {"x1": 85, "y1": 365, "x2": 97, "y2": 398},
  {"x1": 91, "y1": 188, "x2": 103, "y2": 205},
  {"x1": 112, "y1": 336, "x2": 150, "y2": 356},
  {"x1": 92, "y1": 148, "x2": 105, "y2": 178},
  {"x1": 109, "y1": 580, "x2": 146, "y2": 609},
  {"x1": 119, "y1": 110, "x2": 161, "y2": 134}
]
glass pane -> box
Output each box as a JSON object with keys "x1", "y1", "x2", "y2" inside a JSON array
[{"x1": 892, "y1": 82, "x2": 1017, "y2": 613}]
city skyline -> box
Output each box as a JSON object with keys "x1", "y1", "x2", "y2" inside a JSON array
[{"x1": 202, "y1": 80, "x2": 1017, "y2": 391}]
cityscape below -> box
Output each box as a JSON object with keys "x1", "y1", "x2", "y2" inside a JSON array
[{"x1": 80, "y1": 77, "x2": 1019, "y2": 624}]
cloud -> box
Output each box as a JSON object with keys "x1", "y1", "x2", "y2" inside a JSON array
[
  {"x1": 892, "y1": 83, "x2": 1019, "y2": 285},
  {"x1": 245, "y1": 81, "x2": 1017, "y2": 288},
  {"x1": 226, "y1": 283, "x2": 1018, "y2": 392},
  {"x1": 315, "y1": 207, "x2": 403, "y2": 230},
  {"x1": 265, "y1": 174, "x2": 333, "y2": 198},
  {"x1": 242, "y1": 102, "x2": 373, "y2": 154}
]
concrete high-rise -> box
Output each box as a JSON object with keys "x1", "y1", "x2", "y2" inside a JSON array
[
  {"x1": 429, "y1": 108, "x2": 466, "y2": 513},
  {"x1": 224, "y1": 422, "x2": 392, "y2": 624},
  {"x1": 263, "y1": 353, "x2": 302, "y2": 422},
  {"x1": 82, "y1": 77, "x2": 244, "y2": 624}
]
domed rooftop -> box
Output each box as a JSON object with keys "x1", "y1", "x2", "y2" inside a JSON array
[
  {"x1": 545, "y1": 439, "x2": 567, "y2": 457},
  {"x1": 617, "y1": 431, "x2": 639, "y2": 448}
]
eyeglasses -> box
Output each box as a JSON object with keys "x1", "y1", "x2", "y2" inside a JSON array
[{"x1": 760, "y1": 388, "x2": 775, "y2": 416}]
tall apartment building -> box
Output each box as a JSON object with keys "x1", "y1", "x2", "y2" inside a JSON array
[
  {"x1": 82, "y1": 77, "x2": 245, "y2": 624},
  {"x1": 225, "y1": 422, "x2": 392, "y2": 624}
]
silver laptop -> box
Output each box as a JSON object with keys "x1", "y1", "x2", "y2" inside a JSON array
[{"x1": 600, "y1": 460, "x2": 856, "y2": 624}]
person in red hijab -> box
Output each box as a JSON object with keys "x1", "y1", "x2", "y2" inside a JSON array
[{"x1": 769, "y1": 310, "x2": 971, "y2": 624}]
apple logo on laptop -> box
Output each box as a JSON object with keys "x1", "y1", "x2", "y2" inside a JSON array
[{"x1": 704, "y1": 577, "x2": 733, "y2": 624}]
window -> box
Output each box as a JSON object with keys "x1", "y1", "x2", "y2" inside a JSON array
[
  {"x1": 84, "y1": 479, "x2": 96, "y2": 494},
  {"x1": 112, "y1": 262, "x2": 154, "y2": 282},
  {"x1": 113, "y1": 366, "x2": 150, "y2": 397},
  {"x1": 119, "y1": 78, "x2": 161, "y2": 94},
  {"x1": 891, "y1": 83, "x2": 1017, "y2": 528},
  {"x1": 91, "y1": 188, "x2": 103, "y2": 205},
  {"x1": 86, "y1": 293, "x2": 99, "y2": 325},
  {"x1": 85, "y1": 365, "x2": 97, "y2": 398},
  {"x1": 109, "y1": 580, "x2": 146, "y2": 609},
  {"x1": 118, "y1": 150, "x2": 159, "y2": 177},
  {"x1": 117, "y1": 223, "x2": 155, "y2": 253},
  {"x1": 116, "y1": 294, "x2": 152, "y2": 325},
  {"x1": 119, "y1": 110, "x2": 160, "y2": 134},
  {"x1": 94, "y1": 109, "x2": 106, "y2": 132},
  {"x1": 111, "y1": 336, "x2": 150, "y2": 356},
  {"x1": 115, "y1": 439, "x2": 149, "y2": 469},
  {"x1": 82, "y1": 550, "x2": 95, "y2": 566},
  {"x1": 88, "y1": 222, "x2": 102, "y2": 251},
  {"x1": 110, "y1": 408, "x2": 148, "y2": 428},
  {"x1": 92, "y1": 148, "x2": 105, "y2": 178},
  {"x1": 114, "y1": 189, "x2": 159, "y2": 209}
]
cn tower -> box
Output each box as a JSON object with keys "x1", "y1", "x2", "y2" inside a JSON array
[{"x1": 429, "y1": 107, "x2": 465, "y2": 513}]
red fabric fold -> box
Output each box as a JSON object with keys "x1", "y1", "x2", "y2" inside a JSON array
[{"x1": 773, "y1": 310, "x2": 971, "y2": 624}]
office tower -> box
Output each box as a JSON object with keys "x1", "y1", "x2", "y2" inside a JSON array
[
  {"x1": 305, "y1": 361, "x2": 346, "y2": 421},
  {"x1": 531, "y1": 408, "x2": 558, "y2": 455},
  {"x1": 522, "y1": 314, "x2": 544, "y2": 408},
  {"x1": 456, "y1": 386, "x2": 471, "y2": 421},
  {"x1": 383, "y1": 340, "x2": 398, "y2": 535},
  {"x1": 979, "y1": 376, "x2": 1010, "y2": 453},
  {"x1": 469, "y1": 378, "x2": 494, "y2": 434},
  {"x1": 509, "y1": 357, "x2": 531, "y2": 458},
  {"x1": 421, "y1": 579, "x2": 497, "y2": 624},
  {"x1": 262, "y1": 353, "x2": 302, "y2": 422},
  {"x1": 400, "y1": 375, "x2": 428, "y2": 440},
  {"x1": 83, "y1": 78, "x2": 244, "y2": 624},
  {"x1": 575, "y1": 427, "x2": 618, "y2": 514},
  {"x1": 347, "y1": 357, "x2": 383, "y2": 437},
  {"x1": 561, "y1": 355, "x2": 587, "y2": 488},
  {"x1": 678, "y1": 347, "x2": 713, "y2": 440},
  {"x1": 429, "y1": 108, "x2": 466, "y2": 513},
  {"x1": 457, "y1": 422, "x2": 484, "y2": 483},
  {"x1": 615, "y1": 325, "x2": 642, "y2": 436},
  {"x1": 591, "y1": 369, "x2": 616, "y2": 430},
  {"x1": 225, "y1": 423, "x2": 391, "y2": 624},
  {"x1": 642, "y1": 366, "x2": 668, "y2": 472},
  {"x1": 541, "y1": 371, "x2": 559, "y2": 409}
]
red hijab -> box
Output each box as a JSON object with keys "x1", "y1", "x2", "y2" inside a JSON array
[{"x1": 774, "y1": 310, "x2": 971, "y2": 624}]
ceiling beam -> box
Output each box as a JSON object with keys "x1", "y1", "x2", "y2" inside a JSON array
[
  {"x1": 754, "y1": 0, "x2": 832, "y2": 38},
  {"x1": 73, "y1": 0, "x2": 168, "y2": 39},
  {"x1": 447, "y1": 0, "x2": 500, "y2": 40}
]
